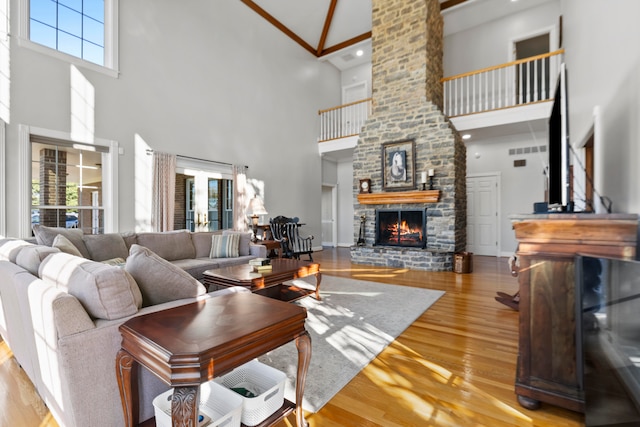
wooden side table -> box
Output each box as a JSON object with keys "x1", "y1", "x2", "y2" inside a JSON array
[
  {"x1": 115, "y1": 292, "x2": 311, "y2": 427},
  {"x1": 260, "y1": 240, "x2": 283, "y2": 258}
]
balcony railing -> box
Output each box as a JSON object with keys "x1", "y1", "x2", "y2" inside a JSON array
[
  {"x1": 318, "y1": 98, "x2": 372, "y2": 142},
  {"x1": 317, "y1": 50, "x2": 565, "y2": 143},
  {"x1": 442, "y1": 49, "x2": 565, "y2": 118}
]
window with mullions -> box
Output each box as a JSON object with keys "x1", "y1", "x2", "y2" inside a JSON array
[
  {"x1": 30, "y1": 0, "x2": 104, "y2": 65},
  {"x1": 31, "y1": 138, "x2": 107, "y2": 234}
]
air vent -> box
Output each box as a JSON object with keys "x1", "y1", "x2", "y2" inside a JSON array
[
  {"x1": 341, "y1": 53, "x2": 355, "y2": 62},
  {"x1": 508, "y1": 145, "x2": 546, "y2": 156}
]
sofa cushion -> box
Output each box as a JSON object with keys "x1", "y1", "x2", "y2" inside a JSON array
[
  {"x1": 0, "y1": 238, "x2": 34, "y2": 262},
  {"x1": 32, "y1": 225, "x2": 91, "y2": 258},
  {"x1": 222, "y1": 230, "x2": 252, "y2": 256},
  {"x1": 192, "y1": 232, "x2": 217, "y2": 258},
  {"x1": 83, "y1": 233, "x2": 129, "y2": 261},
  {"x1": 15, "y1": 245, "x2": 61, "y2": 276},
  {"x1": 122, "y1": 231, "x2": 137, "y2": 249},
  {"x1": 52, "y1": 234, "x2": 84, "y2": 257},
  {"x1": 39, "y1": 253, "x2": 142, "y2": 320},
  {"x1": 135, "y1": 230, "x2": 195, "y2": 261},
  {"x1": 125, "y1": 244, "x2": 206, "y2": 307},
  {"x1": 210, "y1": 233, "x2": 239, "y2": 258}
]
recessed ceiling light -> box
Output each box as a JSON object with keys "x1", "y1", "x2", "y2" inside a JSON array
[
  {"x1": 356, "y1": 50, "x2": 364, "y2": 57},
  {"x1": 462, "y1": 134, "x2": 471, "y2": 140}
]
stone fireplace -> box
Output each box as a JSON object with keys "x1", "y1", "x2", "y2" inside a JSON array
[{"x1": 350, "y1": 0, "x2": 466, "y2": 271}]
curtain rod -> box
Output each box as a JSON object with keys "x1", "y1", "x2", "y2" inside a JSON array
[{"x1": 145, "y1": 149, "x2": 247, "y2": 169}]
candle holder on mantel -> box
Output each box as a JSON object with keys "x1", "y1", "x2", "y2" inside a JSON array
[
  {"x1": 419, "y1": 171, "x2": 428, "y2": 191},
  {"x1": 428, "y1": 169, "x2": 435, "y2": 190}
]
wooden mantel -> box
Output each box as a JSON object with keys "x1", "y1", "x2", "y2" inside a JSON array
[{"x1": 357, "y1": 190, "x2": 440, "y2": 205}]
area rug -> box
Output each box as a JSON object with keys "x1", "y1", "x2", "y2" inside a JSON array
[{"x1": 258, "y1": 275, "x2": 444, "y2": 413}]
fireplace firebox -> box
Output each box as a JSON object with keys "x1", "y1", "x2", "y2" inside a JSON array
[{"x1": 375, "y1": 209, "x2": 426, "y2": 248}]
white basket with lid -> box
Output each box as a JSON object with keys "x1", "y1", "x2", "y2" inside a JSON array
[
  {"x1": 214, "y1": 359, "x2": 287, "y2": 427},
  {"x1": 153, "y1": 380, "x2": 243, "y2": 427}
]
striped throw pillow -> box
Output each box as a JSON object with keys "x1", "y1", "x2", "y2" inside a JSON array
[{"x1": 210, "y1": 233, "x2": 240, "y2": 258}]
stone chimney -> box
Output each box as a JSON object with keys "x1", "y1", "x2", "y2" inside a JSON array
[{"x1": 351, "y1": 0, "x2": 466, "y2": 271}]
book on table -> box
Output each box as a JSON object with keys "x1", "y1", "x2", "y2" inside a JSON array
[
  {"x1": 249, "y1": 258, "x2": 271, "y2": 267},
  {"x1": 253, "y1": 264, "x2": 273, "y2": 272}
]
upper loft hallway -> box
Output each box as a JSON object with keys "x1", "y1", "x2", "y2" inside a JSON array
[{"x1": 318, "y1": 49, "x2": 564, "y2": 158}]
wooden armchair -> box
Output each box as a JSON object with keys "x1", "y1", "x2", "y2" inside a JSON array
[
  {"x1": 283, "y1": 222, "x2": 314, "y2": 261},
  {"x1": 269, "y1": 216, "x2": 294, "y2": 258},
  {"x1": 269, "y1": 216, "x2": 314, "y2": 261}
]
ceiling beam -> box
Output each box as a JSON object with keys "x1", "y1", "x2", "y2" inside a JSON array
[
  {"x1": 320, "y1": 31, "x2": 372, "y2": 57},
  {"x1": 440, "y1": 0, "x2": 469, "y2": 11},
  {"x1": 239, "y1": 0, "x2": 317, "y2": 57},
  {"x1": 317, "y1": 0, "x2": 339, "y2": 56}
]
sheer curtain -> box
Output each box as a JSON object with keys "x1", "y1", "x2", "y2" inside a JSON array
[
  {"x1": 233, "y1": 165, "x2": 248, "y2": 232},
  {"x1": 151, "y1": 152, "x2": 177, "y2": 232}
]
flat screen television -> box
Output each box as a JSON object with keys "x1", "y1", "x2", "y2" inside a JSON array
[{"x1": 548, "y1": 63, "x2": 572, "y2": 211}]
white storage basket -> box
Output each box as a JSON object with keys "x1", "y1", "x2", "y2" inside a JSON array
[
  {"x1": 153, "y1": 380, "x2": 243, "y2": 427},
  {"x1": 215, "y1": 359, "x2": 287, "y2": 427}
]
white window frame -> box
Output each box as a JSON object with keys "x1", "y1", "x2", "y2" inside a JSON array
[
  {"x1": 0, "y1": 120, "x2": 5, "y2": 237},
  {"x1": 19, "y1": 124, "x2": 119, "y2": 238},
  {"x1": 17, "y1": 0, "x2": 119, "y2": 78}
]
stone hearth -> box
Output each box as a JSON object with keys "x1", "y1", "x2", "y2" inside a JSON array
[{"x1": 350, "y1": 0, "x2": 466, "y2": 271}]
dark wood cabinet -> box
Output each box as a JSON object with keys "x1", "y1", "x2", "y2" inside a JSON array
[{"x1": 511, "y1": 214, "x2": 638, "y2": 413}]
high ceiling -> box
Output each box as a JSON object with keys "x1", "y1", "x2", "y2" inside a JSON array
[
  {"x1": 240, "y1": 0, "x2": 468, "y2": 70},
  {"x1": 239, "y1": 0, "x2": 554, "y2": 70}
]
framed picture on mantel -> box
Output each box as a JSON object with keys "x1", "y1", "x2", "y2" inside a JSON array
[{"x1": 382, "y1": 139, "x2": 416, "y2": 191}]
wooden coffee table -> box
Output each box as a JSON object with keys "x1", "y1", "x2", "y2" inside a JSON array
[
  {"x1": 116, "y1": 292, "x2": 311, "y2": 427},
  {"x1": 203, "y1": 259, "x2": 322, "y2": 302}
]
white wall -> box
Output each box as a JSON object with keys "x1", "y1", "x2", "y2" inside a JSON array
[
  {"x1": 336, "y1": 159, "x2": 354, "y2": 247},
  {"x1": 466, "y1": 131, "x2": 548, "y2": 254},
  {"x1": 340, "y1": 63, "x2": 372, "y2": 99},
  {"x1": 5, "y1": 0, "x2": 341, "y2": 238},
  {"x1": 321, "y1": 156, "x2": 354, "y2": 247},
  {"x1": 444, "y1": 0, "x2": 560, "y2": 76},
  {"x1": 561, "y1": 0, "x2": 640, "y2": 214}
]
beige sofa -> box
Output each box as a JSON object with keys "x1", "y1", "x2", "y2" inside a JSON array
[{"x1": 0, "y1": 228, "x2": 266, "y2": 427}]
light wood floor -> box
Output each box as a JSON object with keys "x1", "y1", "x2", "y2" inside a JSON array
[{"x1": 0, "y1": 248, "x2": 585, "y2": 427}]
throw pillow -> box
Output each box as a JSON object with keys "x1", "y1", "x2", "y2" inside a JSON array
[
  {"x1": 39, "y1": 253, "x2": 142, "y2": 320},
  {"x1": 0, "y1": 238, "x2": 34, "y2": 262},
  {"x1": 125, "y1": 244, "x2": 206, "y2": 307},
  {"x1": 83, "y1": 233, "x2": 129, "y2": 262},
  {"x1": 32, "y1": 225, "x2": 90, "y2": 258},
  {"x1": 52, "y1": 234, "x2": 84, "y2": 257},
  {"x1": 15, "y1": 245, "x2": 61, "y2": 276},
  {"x1": 135, "y1": 230, "x2": 195, "y2": 261},
  {"x1": 210, "y1": 233, "x2": 239, "y2": 258},
  {"x1": 222, "y1": 230, "x2": 252, "y2": 256}
]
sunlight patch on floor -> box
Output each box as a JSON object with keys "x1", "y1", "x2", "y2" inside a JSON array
[
  {"x1": 360, "y1": 339, "x2": 535, "y2": 425},
  {"x1": 0, "y1": 340, "x2": 12, "y2": 365}
]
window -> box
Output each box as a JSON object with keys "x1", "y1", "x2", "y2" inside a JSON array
[
  {"x1": 31, "y1": 136, "x2": 108, "y2": 234},
  {"x1": 183, "y1": 176, "x2": 234, "y2": 232},
  {"x1": 30, "y1": 0, "x2": 104, "y2": 65},
  {"x1": 20, "y1": 0, "x2": 118, "y2": 74}
]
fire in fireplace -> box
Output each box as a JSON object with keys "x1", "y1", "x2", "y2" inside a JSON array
[{"x1": 375, "y1": 209, "x2": 426, "y2": 248}]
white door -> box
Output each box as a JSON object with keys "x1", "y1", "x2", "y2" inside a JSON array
[
  {"x1": 342, "y1": 82, "x2": 367, "y2": 136},
  {"x1": 467, "y1": 175, "x2": 499, "y2": 256},
  {"x1": 321, "y1": 185, "x2": 337, "y2": 247}
]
